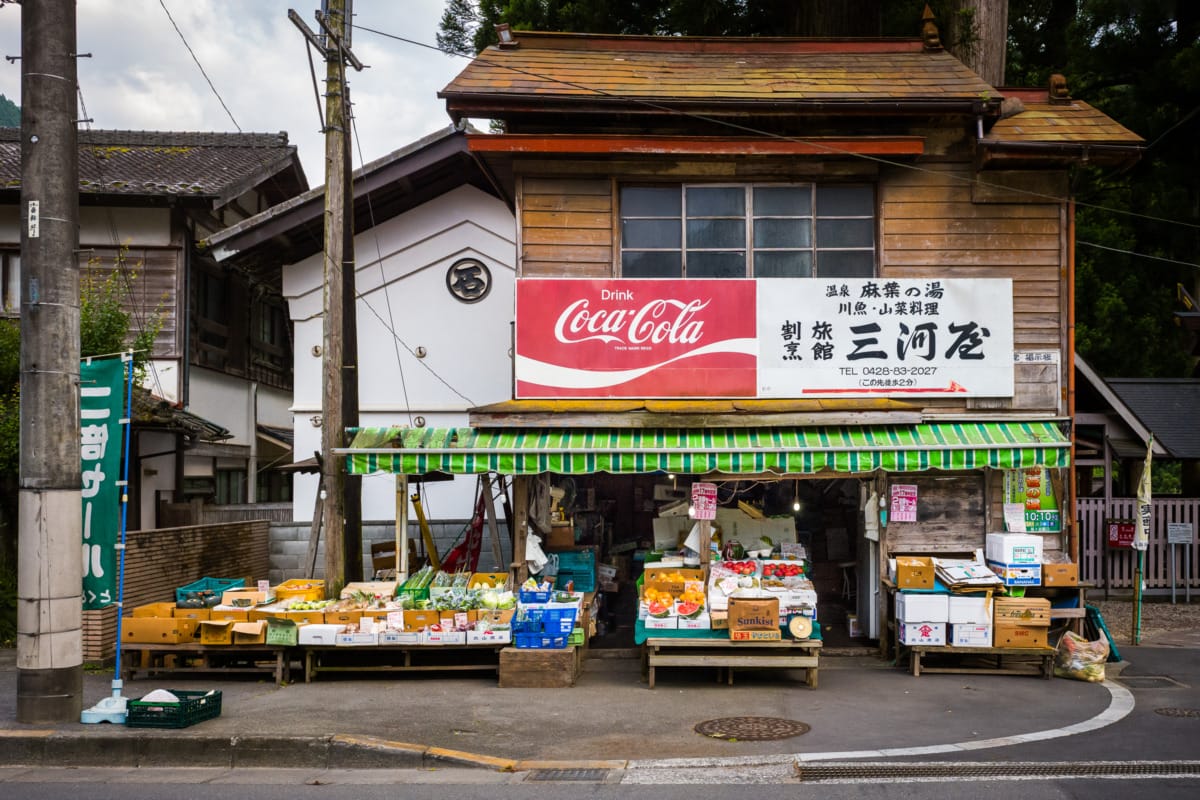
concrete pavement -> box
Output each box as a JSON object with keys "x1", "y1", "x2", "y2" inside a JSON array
[{"x1": 5, "y1": 630, "x2": 1189, "y2": 773}]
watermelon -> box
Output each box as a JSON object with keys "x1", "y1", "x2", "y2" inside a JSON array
[
  {"x1": 676, "y1": 601, "x2": 703, "y2": 619},
  {"x1": 647, "y1": 601, "x2": 672, "y2": 618}
]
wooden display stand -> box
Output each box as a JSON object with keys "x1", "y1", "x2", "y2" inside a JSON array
[
  {"x1": 498, "y1": 645, "x2": 581, "y2": 688},
  {"x1": 643, "y1": 637, "x2": 821, "y2": 689},
  {"x1": 302, "y1": 644, "x2": 506, "y2": 683},
  {"x1": 906, "y1": 644, "x2": 1055, "y2": 678},
  {"x1": 122, "y1": 643, "x2": 293, "y2": 685}
]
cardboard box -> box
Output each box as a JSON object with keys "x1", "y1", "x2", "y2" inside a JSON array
[
  {"x1": 949, "y1": 623, "x2": 992, "y2": 646},
  {"x1": 987, "y1": 561, "x2": 1042, "y2": 586},
  {"x1": 466, "y1": 628, "x2": 512, "y2": 644},
  {"x1": 207, "y1": 607, "x2": 249, "y2": 622},
  {"x1": 710, "y1": 610, "x2": 728, "y2": 630},
  {"x1": 993, "y1": 623, "x2": 1048, "y2": 648},
  {"x1": 677, "y1": 613, "x2": 711, "y2": 631},
  {"x1": 340, "y1": 580, "x2": 398, "y2": 599},
  {"x1": 198, "y1": 620, "x2": 234, "y2": 645},
  {"x1": 380, "y1": 630, "x2": 421, "y2": 645},
  {"x1": 986, "y1": 533, "x2": 1044, "y2": 565},
  {"x1": 1041, "y1": 561, "x2": 1079, "y2": 586},
  {"x1": 729, "y1": 596, "x2": 780, "y2": 633},
  {"x1": 730, "y1": 628, "x2": 782, "y2": 641},
  {"x1": 425, "y1": 630, "x2": 467, "y2": 645},
  {"x1": 298, "y1": 623, "x2": 346, "y2": 645},
  {"x1": 948, "y1": 594, "x2": 993, "y2": 625},
  {"x1": 477, "y1": 608, "x2": 516, "y2": 627},
  {"x1": 132, "y1": 602, "x2": 177, "y2": 618},
  {"x1": 403, "y1": 610, "x2": 441, "y2": 631},
  {"x1": 894, "y1": 556, "x2": 935, "y2": 590},
  {"x1": 279, "y1": 609, "x2": 325, "y2": 625},
  {"x1": 221, "y1": 588, "x2": 276, "y2": 608},
  {"x1": 172, "y1": 606, "x2": 211, "y2": 621},
  {"x1": 896, "y1": 591, "x2": 949, "y2": 623},
  {"x1": 231, "y1": 620, "x2": 267, "y2": 645},
  {"x1": 547, "y1": 523, "x2": 575, "y2": 549},
  {"x1": 123, "y1": 616, "x2": 198, "y2": 644},
  {"x1": 899, "y1": 621, "x2": 946, "y2": 646},
  {"x1": 265, "y1": 617, "x2": 299, "y2": 646},
  {"x1": 993, "y1": 596, "x2": 1051, "y2": 626},
  {"x1": 323, "y1": 610, "x2": 363, "y2": 626},
  {"x1": 336, "y1": 631, "x2": 379, "y2": 646},
  {"x1": 643, "y1": 567, "x2": 706, "y2": 599}
]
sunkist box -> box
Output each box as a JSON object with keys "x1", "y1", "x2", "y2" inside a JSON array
[{"x1": 728, "y1": 596, "x2": 780, "y2": 641}]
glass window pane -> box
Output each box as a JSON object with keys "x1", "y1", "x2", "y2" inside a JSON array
[
  {"x1": 816, "y1": 185, "x2": 874, "y2": 216},
  {"x1": 687, "y1": 251, "x2": 745, "y2": 278},
  {"x1": 754, "y1": 186, "x2": 811, "y2": 216},
  {"x1": 686, "y1": 186, "x2": 744, "y2": 217},
  {"x1": 816, "y1": 218, "x2": 874, "y2": 248},
  {"x1": 754, "y1": 251, "x2": 812, "y2": 278},
  {"x1": 687, "y1": 218, "x2": 745, "y2": 249},
  {"x1": 754, "y1": 218, "x2": 812, "y2": 248},
  {"x1": 621, "y1": 186, "x2": 680, "y2": 217},
  {"x1": 817, "y1": 250, "x2": 875, "y2": 278},
  {"x1": 623, "y1": 251, "x2": 682, "y2": 278},
  {"x1": 623, "y1": 218, "x2": 681, "y2": 248}
]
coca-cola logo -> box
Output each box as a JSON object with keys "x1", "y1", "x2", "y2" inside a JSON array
[{"x1": 553, "y1": 291, "x2": 710, "y2": 346}]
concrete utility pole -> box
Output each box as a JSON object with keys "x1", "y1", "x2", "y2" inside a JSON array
[
  {"x1": 293, "y1": 0, "x2": 363, "y2": 596},
  {"x1": 17, "y1": 0, "x2": 83, "y2": 723}
]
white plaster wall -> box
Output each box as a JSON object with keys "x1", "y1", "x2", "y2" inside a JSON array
[
  {"x1": 285, "y1": 184, "x2": 516, "y2": 522},
  {"x1": 0, "y1": 206, "x2": 171, "y2": 246},
  {"x1": 136, "y1": 431, "x2": 177, "y2": 530},
  {"x1": 188, "y1": 367, "x2": 254, "y2": 444}
]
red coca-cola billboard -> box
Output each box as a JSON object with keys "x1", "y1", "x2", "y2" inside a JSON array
[{"x1": 515, "y1": 279, "x2": 757, "y2": 398}]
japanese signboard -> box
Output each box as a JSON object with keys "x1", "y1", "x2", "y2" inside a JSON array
[
  {"x1": 690, "y1": 482, "x2": 718, "y2": 520},
  {"x1": 514, "y1": 278, "x2": 1014, "y2": 399},
  {"x1": 1107, "y1": 519, "x2": 1136, "y2": 550},
  {"x1": 80, "y1": 357, "x2": 125, "y2": 609},
  {"x1": 889, "y1": 484, "x2": 918, "y2": 522},
  {"x1": 1004, "y1": 467, "x2": 1061, "y2": 532}
]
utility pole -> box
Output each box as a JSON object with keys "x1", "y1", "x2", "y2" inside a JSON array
[
  {"x1": 17, "y1": 0, "x2": 83, "y2": 722},
  {"x1": 291, "y1": 1, "x2": 364, "y2": 596}
]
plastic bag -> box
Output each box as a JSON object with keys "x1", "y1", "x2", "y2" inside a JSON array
[{"x1": 1054, "y1": 630, "x2": 1109, "y2": 682}]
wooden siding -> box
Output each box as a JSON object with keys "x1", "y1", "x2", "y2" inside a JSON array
[
  {"x1": 80, "y1": 245, "x2": 182, "y2": 357},
  {"x1": 519, "y1": 177, "x2": 613, "y2": 277},
  {"x1": 1078, "y1": 497, "x2": 1200, "y2": 592},
  {"x1": 882, "y1": 473, "x2": 986, "y2": 554}
]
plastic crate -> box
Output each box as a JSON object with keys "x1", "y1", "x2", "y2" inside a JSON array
[
  {"x1": 568, "y1": 627, "x2": 585, "y2": 647},
  {"x1": 554, "y1": 571, "x2": 596, "y2": 593},
  {"x1": 264, "y1": 618, "x2": 298, "y2": 646},
  {"x1": 126, "y1": 690, "x2": 222, "y2": 729},
  {"x1": 513, "y1": 607, "x2": 577, "y2": 635},
  {"x1": 518, "y1": 586, "x2": 553, "y2": 603},
  {"x1": 274, "y1": 579, "x2": 325, "y2": 603},
  {"x1": 514, "y1": 633, "x2": 569, "y2": 649},
  {"x1": 175, "y1": 577, "x2": 244, "y2": 607}
]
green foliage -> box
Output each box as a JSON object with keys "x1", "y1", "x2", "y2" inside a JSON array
[
  {"x1": 79, "y1": 249, "x2": 164, "y2": 382},
  {"x1": 0, "y1": 94, "x2": 18, "y2": 128}
]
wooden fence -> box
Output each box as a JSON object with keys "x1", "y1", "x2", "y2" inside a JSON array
[{"x1": 1078, "y1": 497, "x2": 1200, "y2": 593}]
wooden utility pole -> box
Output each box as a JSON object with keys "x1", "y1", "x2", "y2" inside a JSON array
[
  {"x1": 17, "y1": 0, "x2": 84, "y2": 722},
  {"x1": 291, "y1": 1, "x2": 363, "y2": 596}
]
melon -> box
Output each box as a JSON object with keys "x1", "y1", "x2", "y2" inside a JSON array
[{"x1": 647, "y1": 601, "x2": 671, "y2": 618}]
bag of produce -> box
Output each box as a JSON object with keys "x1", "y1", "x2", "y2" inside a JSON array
[{"x1": 1054, "y1": 630, "x2": 1109, "y2": 682}]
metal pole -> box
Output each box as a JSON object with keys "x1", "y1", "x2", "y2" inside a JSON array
[{"x1": 16, "y1": 0, "x2": 83, "y2": 723}]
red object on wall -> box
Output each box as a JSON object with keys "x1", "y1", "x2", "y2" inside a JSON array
[{"x1": 1106, "y1": 519, "x2": 1136, "y2": 550}]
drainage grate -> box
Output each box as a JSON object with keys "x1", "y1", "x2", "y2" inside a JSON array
[
  {"x1": 1155, "y1": 707, "x2": 1200, "y2": 718},
  {"x1": 1120, "y1": 675, "x2": 1187, "y2": 689},
  {"x1": 526, "y1": 769, "x2": 610, "y2": 782},
  {"x1": 795, "y1": 761, "x2": 1200, "y2": 781},
  {"x1": 695, "y1": 716, "x2": 810, "y2": 741}
]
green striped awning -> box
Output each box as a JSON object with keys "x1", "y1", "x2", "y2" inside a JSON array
[{"x1": 340, "y1": 421, "x2": 1069, "y2": 476}]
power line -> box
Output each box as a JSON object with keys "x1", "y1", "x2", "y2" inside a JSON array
[
  {"x1": 1078, "y1": 240, "x2": 1200, "y2": 270},
  {"x1": 158, "y1": 0, "x2": 241, "y2": 132}
]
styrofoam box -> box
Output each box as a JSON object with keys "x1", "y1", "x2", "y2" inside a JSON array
[
  {"x1": 948, "y1": 595, "x2": 992, "y2": 625},
  {"x1": 986, "y1": 533, "x2": 1044, "y2": 565},
  {"x1": 644, "y1": 615, "x2": 678, "y2": 630},
  {"x1": 379, "y1": 630, "x2": 419, "y2": 645},
  {"x1": 298, "y1": 624, "x2": 346, "y2": 645},
  {"x1": 896, "y1": 592, "x2": 949, "y2": 623},
  {"x1": 466, "y1": 629, "x2": 512, "y2": 644},
  {"x1": 677, "y1": 614, "x2": 711, "y2": 631},
  {"x1": 335, "y1": 631, "x2": 378, "y2": 646},
  {"x1": 899, "y1": 622, "x2": 946, "y2": 646},
  {"x1": 425, "y1": 630, "x2": 467, "y2": 645},
  {"x1": 950, "y1": 623, "x2": 993, "y2": 646}
]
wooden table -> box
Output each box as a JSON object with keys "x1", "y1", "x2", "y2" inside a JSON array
[
  {"x1": 301, "y1": 643, "x2": 507, "y2": 682},
  {"x1": 906, "y1": 644, "x2": 1057, "y2": 678},
  {"x1": 644, "y1": 636, "x2": 821, "y2": 689},
  {"x1": 121, "y1": 643, "x2": 293, "y2": 684}
]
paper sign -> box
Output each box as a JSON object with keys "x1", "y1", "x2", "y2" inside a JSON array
[
  {"x1": 257, "y1": 580, "x2": 270, "y2": 593},
  {"x1": 1004, "y1": 503, "x2": 1027, "y2": 532},
  {"x1": 691, "y1": 482, "x2": 718, "y2": 520},
  {"x1": 890, "y1": 485, "x2": 918, "y2": 523},
  {"x1": 1168, "y1": 522, "x2": 1194, "y2": 545}
]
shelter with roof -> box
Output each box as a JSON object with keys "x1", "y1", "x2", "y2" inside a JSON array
[{"x1": 0, "y1": 127, "x2": 309, "y2": 530}]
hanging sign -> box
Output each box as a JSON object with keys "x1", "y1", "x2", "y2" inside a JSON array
[
  {"x1": 80, "y1": 357, "x2": 126, "y2": 610},
  {"x1": 890, "y1": 484, "x2": 918, "y2": 522},
  {"x1": 690, "y1": 482, "x2": 718, "y2": 520}
]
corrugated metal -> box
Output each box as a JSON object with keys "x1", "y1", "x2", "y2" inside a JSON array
[{"x1": 342, "y1": 421, "x2": 1069, "y2": 476}]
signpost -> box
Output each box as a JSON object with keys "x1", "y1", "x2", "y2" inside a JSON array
[
  {"x1": 1167, "y1": 522, "x2": 1194, "y2": 604},
  {"x1": 1104, "y1": 519, "x2": 1136, "y2": 601}
]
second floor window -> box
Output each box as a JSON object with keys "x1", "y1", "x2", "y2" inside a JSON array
[{"x1": 620, "y1": 183, "x2": 875, "y2": 279}]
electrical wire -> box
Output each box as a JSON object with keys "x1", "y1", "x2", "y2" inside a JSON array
[{"x1": 158, "y1": 0, "x2": 241, "y2": 132}]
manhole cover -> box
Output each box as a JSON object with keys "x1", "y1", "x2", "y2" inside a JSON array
[
  {"x1": 1120, "y1": 675, "x2": 1187, "y2": 689},
  {"x1": 695, "y1": 716, "x2": 810, "y2": 741},
  {"x1": 1155, "y1": 707, "x2": 1200, "y2": 718}
]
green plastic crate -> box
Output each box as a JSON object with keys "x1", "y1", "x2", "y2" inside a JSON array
[
  {"x1": 126, "y1": 690, "x2": 222, "y2": 729},
  {"x1": 568, "y1": 627, "x2": 585, "y2": 647}
]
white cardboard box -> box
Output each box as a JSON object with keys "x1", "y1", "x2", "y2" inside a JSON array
[
  {"x1": 466, "y1": 629, "x2": 512, "y2": 644},
  {"x1": 948, "y1": 594, "x2": 992, "y2": 625},
  {"x1": 298, "y1": 623, "x2": 345, "y2": 645},
  {"x1": 335, "y1": 631, "x2": 378, "y2": 646},
  {"x1": 425, "y1": 630, "x2": 467, "y2": 645},
  {"x1": 677, "y1": 614, "x2": 711, "y2": 631},
  {"x1": 899, "y1": 621, "x2": 947, "y2": 646},
  {"x1": 896, "y1": 592, "x2": 949, "y2": 623},
  {"x1": 986, "y1": 533, "x2": 1044, "y2": 565},
  {"x1": 950, "y1": 623, "x2": 993, "y2": 647},
  {"x1": 379, "y1": 630, "x2": 419, "y2": 645},
  {"x1": 644, "y1": 615, "x2": 678, "y2": 630}
]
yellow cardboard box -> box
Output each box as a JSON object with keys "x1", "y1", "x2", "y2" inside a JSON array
[
  {"x1": 208, "y1": 607, "x2": 249, "y2": 622},
  {"x1": 123, "y1": 616, "x2": 198, "y2": 644},
  {"x1": 131, "y1": 602, "x2": 177, "y2": 618},
  {"x1": 198, "y1": 620, "x2": 234, "y2": 645},
  {"x1": 172, "y1": 606, "x2": 211, "y2": 621},
  {"x1": 993, "y1": 597, "x2": 1051, "y2": 627},
  {"x1": 895, "y1": 556, "x2": 935, "y2": 590},
  {"x1": 231, "y1": 620, "x2": 267, "y2": 645}
]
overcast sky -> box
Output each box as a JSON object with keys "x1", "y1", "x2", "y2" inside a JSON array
[{"x1": 0, "y1": 0, "x2": 468, "y2": 183}]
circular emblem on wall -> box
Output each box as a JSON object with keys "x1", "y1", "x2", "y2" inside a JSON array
[{"x1": 446, "y1": 257, "x2": 492, "y2": 303}]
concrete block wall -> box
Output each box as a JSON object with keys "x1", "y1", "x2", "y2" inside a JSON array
[{"x1": 269, "y1": 520, "x2": 513, "y2": 583}]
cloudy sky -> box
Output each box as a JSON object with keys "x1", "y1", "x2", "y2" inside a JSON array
[{"x1": 0, "y1": 0, "x2": 469, "y2": 182}]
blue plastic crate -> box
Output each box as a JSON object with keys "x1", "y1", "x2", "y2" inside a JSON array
[
  {"x1": 518, "y1": 587, "x2": 553, "y2": 603},
  {"x1": 514, "y1": 633, "x2": 568, "y2": 649},
  {"x1": 175, "y1": 577, "x2": 245, "y2": 607},
  {"x1": 513, "y1": 607, "x2": 577, "y2": 635}
]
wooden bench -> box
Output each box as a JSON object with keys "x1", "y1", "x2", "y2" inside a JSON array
[
  {"x1": 121, "y1": 643, "x2": 293, "y2": 685},
  {"x1": 644, "y1": 636, "x2": 821, "y2": 689},
  {"x1": 301, "y1": 643, "x2": 507, "y2": 683},
  {"x1": 907, "y1": 644, "x2": 1056, "y2": 678}
]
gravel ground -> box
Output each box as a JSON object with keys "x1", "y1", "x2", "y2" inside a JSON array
[{"x1": 1088, "y1": 596, "x2": 1200, "y2": 644}]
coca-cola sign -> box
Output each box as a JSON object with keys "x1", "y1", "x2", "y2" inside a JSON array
[{"x1": 515, "y1": 279, "x2": 758, "y2": 398}]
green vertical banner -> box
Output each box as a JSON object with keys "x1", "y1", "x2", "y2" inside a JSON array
[{"x1": 80, "y1": 357, "x2": 125, "y2": 609}]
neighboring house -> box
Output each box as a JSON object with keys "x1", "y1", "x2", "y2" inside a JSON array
[
  {"x1": 336, "y1": 21, "x2": 1144, "y2": 641},
  {"x1": 204, "y1": 126, "x2": 516, "y2": 524},
  {"x1": 0, "y1": 128, "x2": 308, "y2": 530}
]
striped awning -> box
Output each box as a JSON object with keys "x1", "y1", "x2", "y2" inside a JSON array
[{"x1": 340, "y1": 421, "x2": 1069, "y2": 477}]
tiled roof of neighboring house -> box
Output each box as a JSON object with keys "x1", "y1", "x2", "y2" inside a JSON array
[
  {"x1": 131, "y1": 387, "x2": 231, "y2": 443},
  {"x1": 1106, "y1": 378, "x2": 1200, "y2": 460},
  {"x1": 440, "y1": 32, "x2": 1000, "y2": 120},
  {"x1": 0, "y1": 128, "x2": 308, "y2": 204}
]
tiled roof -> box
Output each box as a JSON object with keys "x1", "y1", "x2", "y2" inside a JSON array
[
  {"x1": 1106, "y1": 379, "x2": 1200, "y2": 460},
  {"x1": 986, "y1": 90, "x2": 1144, "y2": 146},
  {"x1": 440, "y1": 32, "x2": 998, "y2": 114},
  {"x1": 0, "y1": 128, "x2": 307, "y2": 201}
]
